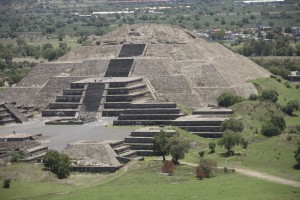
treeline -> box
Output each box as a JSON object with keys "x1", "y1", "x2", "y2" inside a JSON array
[
  {"x1": 0, "y1": 37, "x2": 69, "y2": 62},
  {"x1": 252, "y1": 58, "x2": 300, "y2": 79},
  {"x1": 238, "y1": 37, "x2": 300, "y2": 57}
]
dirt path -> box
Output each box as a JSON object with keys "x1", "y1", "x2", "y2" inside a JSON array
[{"x1": 179, "y1": 161, "x2": 300, "y2": 188}]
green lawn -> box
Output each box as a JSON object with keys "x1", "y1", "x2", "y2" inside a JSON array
[
  {"x1": 285, "y1": 111, "x2": 300, "y2": 127},
  {"x1": 1, "y1": 161, "x2": 300, "y2": 200}
]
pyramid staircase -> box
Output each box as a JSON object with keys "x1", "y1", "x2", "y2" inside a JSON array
[
  {"x1": 22, "y1": 145, "x2": 48, "y2": 162},
  {"x1": 42, "y1": 82, "x2": 86, "y2": 117},
  {"x1": 109, "y1": 140, "x2": 144, "y2": 163},
  {"x1": 0, "y1": 102, "x2": 32, "y2": 125},
  {"x1": 113, "y1": 102, "x2": 184, "y2": 126},
  {"x1": 102, "y1": 77, "x2": 152, "y2": 117}
]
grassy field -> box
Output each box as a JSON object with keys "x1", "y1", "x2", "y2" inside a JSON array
[{"x1": 1, "y1": 161, "x2": 300, "y2": 200}]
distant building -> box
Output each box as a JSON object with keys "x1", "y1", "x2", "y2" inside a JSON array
[{"x1": 234, "y1": 0, "x2": 284, "y2": 6}]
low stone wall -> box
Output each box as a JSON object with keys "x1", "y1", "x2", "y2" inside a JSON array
[{"x1": 70, "y1": 166, "x2": 120, "y2": 173}]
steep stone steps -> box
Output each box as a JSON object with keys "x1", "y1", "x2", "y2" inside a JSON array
[
  {"x1": 104, "y1": 59, "x2": 134, "y2": 77},
  {"x1": 129, "y1": 143, "x2": 154, "y2": 150},
  {"x1": 118, "y1": 44, "x2": 146, "y2": 57},
  {"x1": 4, "y1": 103, "x2": 29, "y2": 123},
  {"x1": 125, "y1": 137, "x2": 154, "y2": 143},
  {"x1": 81, "y1": 83, "x2": 105, "y2": 112},
  {"x1": 106, "y1": 91, "x2": 150, "y2": 102}
]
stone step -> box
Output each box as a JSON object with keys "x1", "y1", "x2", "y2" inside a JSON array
[
  {"x1": 49, "y1": 102, "x2": 81, "y2": 109},
  {"x1": 26, "y1": 146, "x2": 48, "y2": 154},
  {"x1": 129, "y1": 103, "x2": 177, "y2": 109},
  {"x1": 135, "y1": 150, "x2": 154, "y2": 156},
  {"x1": 125, "y1": 137, "x2": 154, "y2": 143},
  {"x1": 119, "y1": 150, "x2": 137, "y2": 158},
  {"x1": 56, "y1": 95, "x2": 81, "y2": 102},
  {"x1": 113, "y1": 120, "x2": 173, "y2": 126},
  {"x1": 105, "y1": 91, "x2": 150, "y2": 102},
  {"x1": 42, "y1": 109, "x2": 78, "y2": 117},
  {"x1": 103, "y1": 102, "x2": 131, "y2": 109},
  {"x1": 102, "y1": 109, "x2": 124, "y2": 117},
  {"x1": 192, "y1": 108, "x2": 233, "y2": 115},
  {"x1": 129, "y1": 143, "x2": 153, "y2": 150},
  {"x1": 0, "y1": 113, "x2": 11, "y2": 118},
  {"x1": 104, "y1": 59, "x2": 134, "y2": 77},
  {"x1": 70, "y1": 83, "x2": 85, "y2": 89},
  {"x1": 130, "y1": 131, "x2": 175, "y2": 137},
  {"x1": 109, "y1": 78, "x2": 143, "y2": 88},
  {"x1": 63, "y1": 89, "x2": 84, "y2": 95},
  {"x1": 113, "y1": 145, "x2": 130, "y2": 154},
  {"x1": 107, "y1": 83, "x2": 147, "y2": 95},
  {"x1": 123, "y1": 108, "x2": 181, "y2": 115},
  {"x1": 0, "y1": 118, "x2": 15, "y2": 125},
  {"x1": 191, "y1": 132, "x2": 223, "y2": 138},
  {"x1": 178, "y1": 126, "x2": 221, "y2": 132},
  {"x1": 118, "y1": 114, "x2": 183, "y2": 120},
  {"x1": 172, "y1": 120, "x2": 224, "y2": 126},
  {"x1": 23, "y1": 152, "x2": 47, "y2": 162},
  {"x1": 109, "y1": 140, "x2": 125, "y2": 148}
]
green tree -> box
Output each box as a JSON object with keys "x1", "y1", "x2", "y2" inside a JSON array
[
  {"x1": 153, "y1": 131, "x2": 170, "y2": 161},
  {"x1": 260, "y1": 89, "x2": 278, "y2": 103},
  {"x1": 217, "y1": 92, "x2": 243, "y2": 107},
  {"x1": 208, "y1": 142, "x2": 216, "y2": 153},
  {"x1": 167, "y1": 136, "x2": 190, "y2": 165},
  {"x1": 221, "y1": 118, "x2": 244, "y2": 132},
  {"x1": 43, "y1": 150, "x2": 60, "y2": 172},
  {"x1": 218, "y1": 130, "x2": 241, "y2": 155}
]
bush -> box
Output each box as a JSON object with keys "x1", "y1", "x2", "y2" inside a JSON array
[
  {"x1": 209, "y1": 142, "x2": 216, "y2": 153},
  {"x1": 10, "y1": 151, "x2": 23, "y2": 162},
  {"x1": 162, "y1": 160, "x2": 174, "y2": 175},
  {"x1": 249, "y1": 93, "x2": 258, "y2": 100},
  {"x1": 295, "y1": 142, "x2": 300, "y2": 164},
  {"x1": 260, "y1": 89, "x2": 279, "y2": 103},
  {"x1": 43, "y1": 150, "x2": 71, "y2": 179},
  {"x1": 221, "y1": 118, "x2": 244, "y2": 132},
  {"x1": 241, "y1": 137, "x2": 249, "y2": 149},
  {"x1": 195, "y1": 166, "x2": 205, "y2": 180},
  {"x1": 282, "y1": 100, "x2": 299, "y2": 115},
  {"x1": 3, "y1": 179, "x2": 10, "y2": 188},
  {"x1": 198, "y1": 150, "x2": 205, "y2": 157},
  {"x1": 196, "y1": 159, "x2": 217, "y2": 179},
  {"x1": 261, "y1": 122, "x2": 281, "y2": 137},
  {"x1": 217, "y1": 92, "x2": 243, "y2": 107},
  {"x1": 270, "y1": 115, "x2": 286, "y2": 131}
]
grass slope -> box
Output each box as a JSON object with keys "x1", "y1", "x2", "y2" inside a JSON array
[{"x1": 1, "y1": 161, "x2": 300, "y2": 200}]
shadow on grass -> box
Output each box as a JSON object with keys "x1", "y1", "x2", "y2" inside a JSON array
[{"x1": 293, "y1": 164, "x2": 300, "y2": 170}]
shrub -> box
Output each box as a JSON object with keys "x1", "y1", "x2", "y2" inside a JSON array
[
  {"x1": 10, "y1": 151, "x2": 23, "y2": 162},
  {"x1": 199, "y1": 150, "x2": 205, "y2": 157},
  {"x1": 195, "y1": 166, "x2": 205, "y2": 180},
  {"x1": 197, "y1": 159, "x2": 217, "y2": 179},
  {"x1": 261, "y1": 122, "x2": 281, "y2": 137},
  {"x1": 43, "y1": 150, "x2": 71, "y2": 179},
  {"x1": 249, "y1": 93, "x2": 258, "y2": 100},
  {"x1": 221, "y1": 118, "x2": 244, "y2": 132},
  {"x1": 282, "y1": 100, "x2": 299, "y2": 115},
  {"x1": 209, "y1": 142, "x2": 216, "y2": 153},
  {"x1": 241, "y1": 137, "x2": 249, "y2": 149},
  {"x1": 218, "y1": 130, "x2": 242, "y2": 155},
  {"x1": 285, "y1": 82, "x2": 291, "y2": 88},
  {"x1": 260, "y1": 89, "x2": 279, "y2": 103},
  {"x1": 162, "y1": 160, "x2": 174, "y2": 175},
  {"x1": 3, "y1": 179, "x2": 10, "y2": 188},
  {"x1": 295, "y1": 142, "x2": 300, "y2": 164},
  {"x1": 217, "y1": 92, "x2": 243, "y2": 107},
  {"x1": 270, "y1": 115, "x2": 286, "y2": 131}
]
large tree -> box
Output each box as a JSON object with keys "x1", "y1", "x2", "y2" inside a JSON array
[
  {"x1": 153, "y1": 131, "x2": 170, "y2": 161},
  {"x1": 218, "y1": 130, "x2": 242, "y2": 155}
]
